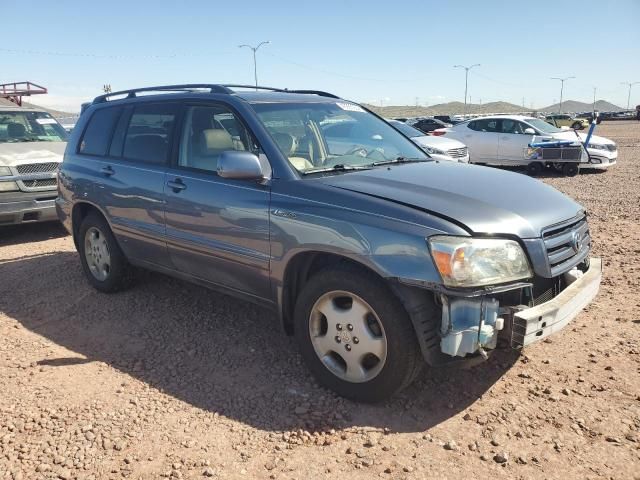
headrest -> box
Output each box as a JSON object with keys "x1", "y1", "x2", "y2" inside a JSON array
[
  {"x1": 271, "y1": 132, "x2": 296, "y2": 155},
  {"x1": 201, "y1": 129, "x2": 233, "y2": 154},
  {"x1": 7, "y1": 123, "x2": 26, "y2": 138}
]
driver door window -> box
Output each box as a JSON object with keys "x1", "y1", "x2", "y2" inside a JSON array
[{"x1": 178, "y1": 105, "x2": 259, "y2": 173}]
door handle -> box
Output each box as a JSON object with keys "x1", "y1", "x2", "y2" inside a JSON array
[
  {"x1": 167, "y1": 179, "x2": 187, "y2": 192},
  {"x1": 100, "y1": 166, "x2": 114, "y2": 176}
]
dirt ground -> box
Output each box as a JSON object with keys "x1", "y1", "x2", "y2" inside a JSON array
[{"x1": 1, "y1": 121, "x2": 639, "y2": 480}]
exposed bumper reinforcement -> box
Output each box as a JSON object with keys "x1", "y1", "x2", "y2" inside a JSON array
[{"x1": 512, "y1": 258, "x2": 602, "y2": 347}]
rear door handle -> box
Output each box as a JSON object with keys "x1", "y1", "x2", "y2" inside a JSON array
[
  {"x1": 100, "y1": 166, "x2": 114, "y2": 176},
  {"x1": 167, "y1": 179, "x2": 187, "y2": 192}
]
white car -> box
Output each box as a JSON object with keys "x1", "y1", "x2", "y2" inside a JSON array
[
  {"x1": 434, "y1": 115, "x2": 616, "y2": 171},
  {"x1": 387, "y1": 120, "x2": 470, "y2": 163}
]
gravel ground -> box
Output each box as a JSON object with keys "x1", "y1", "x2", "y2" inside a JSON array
[{"x1": 1, "y1": 121, "x2": 639, "y2": 480}]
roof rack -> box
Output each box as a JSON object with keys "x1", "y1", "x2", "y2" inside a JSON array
[
  {"x1": 92, "y1": 84, "x2": 234, "y2": 103},
  {"x1": 92, "y1": 84, "x2": 342, "y2": 104}
]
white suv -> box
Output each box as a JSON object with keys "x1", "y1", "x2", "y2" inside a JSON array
[{"x1": 0, "y1": 106, "x2": 68, "y2": 225}]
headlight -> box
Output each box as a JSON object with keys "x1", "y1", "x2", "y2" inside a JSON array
[
  {"x1": 423, "y1": 146, "x2": 446, "y2": 155},
  {"x1": 0, "y1": 166, "x2": 11, "y2": 177},
  {"x1": 428, "y1": 236, "x2": 532, "y2": 287},
  {"x1": 0, "y1": 181, "x2": 19, "y2": 192},
  {"x1": 588, "y1": 143, "x2": 607, "y2": 150}
]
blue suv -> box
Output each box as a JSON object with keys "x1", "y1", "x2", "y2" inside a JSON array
[{"x1": 57, "y1": 84, "x2": 601, "y2": 401}]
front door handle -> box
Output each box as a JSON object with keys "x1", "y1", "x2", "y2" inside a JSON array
[
  {"x1": 167, "y1": 179, "x2": 187, "y2": 192},
  {"x1": 101, "y1": 166, "x2": 115, "y2": 176}
]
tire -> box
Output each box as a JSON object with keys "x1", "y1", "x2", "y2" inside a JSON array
[
  {"x1": 527, "y1": 162, "x2": 543, "y2": 176},
  {"x1": 572, "y1": 122, "x2": 582, "y2": 130},
  {"x1": 562, "y1": 162, "x2": 579, "y2": 177},
  {"x1": 293, "y1": 265, "x2": 422, "y2": 402},
  {"x1": 78, "y1": 212, "x2": 133, "y2": 293}
]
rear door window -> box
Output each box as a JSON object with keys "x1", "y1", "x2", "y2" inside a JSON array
[
  {"x1": 122, "y1": 103, "x2": 178, "y2": 164},
  {"x1": 469, "y1": 119, "x2": 499, "y2": 132},
  {"x1": 79, "y1": 107, "x2": 122, "y2": 156}
]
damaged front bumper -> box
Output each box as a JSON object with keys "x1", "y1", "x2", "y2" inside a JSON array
[
  {"x1": 510, "y1": 257, "x2": 601, "y2": 347},
  {"x1": 438, "y1": 258, "x2": 602, "y2": 358}
]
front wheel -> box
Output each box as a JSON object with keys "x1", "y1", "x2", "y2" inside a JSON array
[
  {"x1": 294, "y1": 266, "x2": 422, "y2": 402},
  {"x1": 572, "y1": 122, "x2": 583, "y2": 130}
]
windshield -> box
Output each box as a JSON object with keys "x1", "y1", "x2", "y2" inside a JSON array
[
  {"x1": 525, "y1": 118, "x2": 563, "y2": 134},
  {"x1": 252, "y1": 102, "x2": 427, "y2": 173},
  {"x1": 388, "y1": 120, "x2": 423, "y2": 138},
  {"x1": 0, "y1": 111, "x2": 68, "y2": 143}
]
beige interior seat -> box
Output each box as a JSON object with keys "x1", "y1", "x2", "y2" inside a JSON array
[
  {"x1": 189, "y1": 129, "x2": 235, "y2": 171},
  {"x1": 271, "y1": 132, "x2": 313, "y2": 171}
]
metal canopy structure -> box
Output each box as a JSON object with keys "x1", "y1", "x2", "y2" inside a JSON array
[{"x1": 0, "y1": 82, "x2": 48, "y2": 106}]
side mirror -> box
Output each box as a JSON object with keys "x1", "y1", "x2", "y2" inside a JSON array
[
  {"x1": 217, "y1": 151, "x2": 266, "y2": 180},
  {"x1": 523, "y1": 128, "x2": 536, "y2": 135}
]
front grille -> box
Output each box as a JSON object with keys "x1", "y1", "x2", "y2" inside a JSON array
[
  {"x1": 542, "y1": 215, "x2": 590, "y2": 277},
  {"x1": 446, "y1": 147, "x2": 468, "y2": 158},
  {"x1": 22, "y1": 178, "x2": 57, "y2": 188},
  {"x1": 16, "y1": 162, "x2": 59, "y2": 174}
]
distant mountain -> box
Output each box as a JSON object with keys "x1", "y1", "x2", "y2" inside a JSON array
[
  {"x1": 364, "y1": 100, "x2": 530, "y2": 118},
  {"x1": 540, "y1": 99, "x2": 624, "y2": 113}
]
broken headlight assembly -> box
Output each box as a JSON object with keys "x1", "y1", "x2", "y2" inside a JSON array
[{"x1": 428, "y1": 236, "x2": 532, "y2": 288}]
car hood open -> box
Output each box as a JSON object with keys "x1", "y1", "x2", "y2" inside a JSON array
[
  {"x1": 317, "y1": 162, "x2": 582, "y2": 238},
  {"x1": 0, "y1": 142, "x2": 66, "y2": 167}
]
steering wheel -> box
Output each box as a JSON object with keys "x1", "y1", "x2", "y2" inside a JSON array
[{"x1": 343, "y1": 145, "x2": 370, "y2": 157}]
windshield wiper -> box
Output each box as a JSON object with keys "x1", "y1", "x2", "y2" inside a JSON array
[
  {"x1": 301, "y1": 164, "x2": 373, "y2": 175},
  {"x1": 370, "y1": 156, "x2": 430, "y2": 166}
]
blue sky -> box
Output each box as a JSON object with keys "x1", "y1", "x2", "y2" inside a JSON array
[{"x1": 2, "y1": 0, "x2": 639, "y2": 112}]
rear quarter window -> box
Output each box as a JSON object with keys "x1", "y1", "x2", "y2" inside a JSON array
[{"x1": 78, "y1": 107, "x2": 122, "y2": 156}]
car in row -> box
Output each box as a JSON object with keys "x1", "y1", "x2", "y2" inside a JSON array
[
  {"x1": 544, "y1": 114, "x2": 589, "y2": 130},
  {"x1": 434, "y1": 115, "x2": 617, "y2": 173},
  {"x1": 56, "y1": 83, "x2": 602, "y2": 401},
  {"x1": 387, "y1": 120, "x2": 469, "y2": 163},
  {"x1": 0, "y1": 106, "x2": 67, "y2": 225}
]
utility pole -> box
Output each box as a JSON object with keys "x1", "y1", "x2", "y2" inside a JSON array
[
  {"x1": 592, "y1": 87, "x2": 597, "y2": 114},
  {"x1": 621, "y1": 81, "x2": 640, "y2": 110},
  {"x1": 454, "y1": 64, "x2": 480, "y2": 118},
  {"x1": 550, "y1": 76, "x2": 575, "y2": 113},
  {"x1": 238, "y1": 41, "x2": 270, "y2": 89}
]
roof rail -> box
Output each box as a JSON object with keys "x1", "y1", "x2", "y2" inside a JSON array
[
  {"x1": 285, "y1": 89, "x2": 341, "y2": 99},
  {"x1": 91, "y1": 83, "x2": 342, "y2": 104},
  {"x1": 92, "y1": 84, "x2": 233, "y2": 103}
]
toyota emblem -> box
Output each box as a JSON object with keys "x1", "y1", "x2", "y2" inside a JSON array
[{"x1": 571, "y1": 232, "x2": 582, "y2": 253}]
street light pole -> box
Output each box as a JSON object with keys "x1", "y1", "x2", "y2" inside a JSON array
[
  {"x1": 238, "y1": 41, "x2": 270, "y2": 89},
  {"x1": 550, "y1": 76, "x2": 575, "y2": 113},
  {"x1": 592, "y1": 87, "x2": 596, "y2": 114},
  {"x1": 454, "y1": 64, "x2": 480, "y2": 118},
  {"x1": 621, "y1": 81, "x2": 640, "y2": 110}
]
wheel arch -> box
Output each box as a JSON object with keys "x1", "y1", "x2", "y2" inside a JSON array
[
  {"x1": 279, "y1": 251, "x2": 388, "y2": 335},
  {"x1": 71, "y1": 201, "x2": 112, "y2": 250}
]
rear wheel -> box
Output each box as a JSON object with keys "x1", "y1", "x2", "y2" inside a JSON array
[
  {"x1": 527, "y1": 162, "x2": 543, "y2": 176},
  {"x1": 572, "y1": 122, "x2": 583, "y2": 130},
  {"x1": 294, "y1": 265, "x2": 422, "y2": 402},
  {"x1": 78, "y1": 212, "x2": 133, "y2": 293}
]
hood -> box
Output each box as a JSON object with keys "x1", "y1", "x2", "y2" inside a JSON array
[
  {"x1": 412, "y1": 135, "x2": 466, "y2": 150},
  {"x1": 316, "y1": 162, "x2": 582, "y2": 238},
  {"x1": 0, "y1": 142, "x2": 66, "y2": 167},
  {"x1": 551, "y1": 131, "x2": 614, "y2": 145}
]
